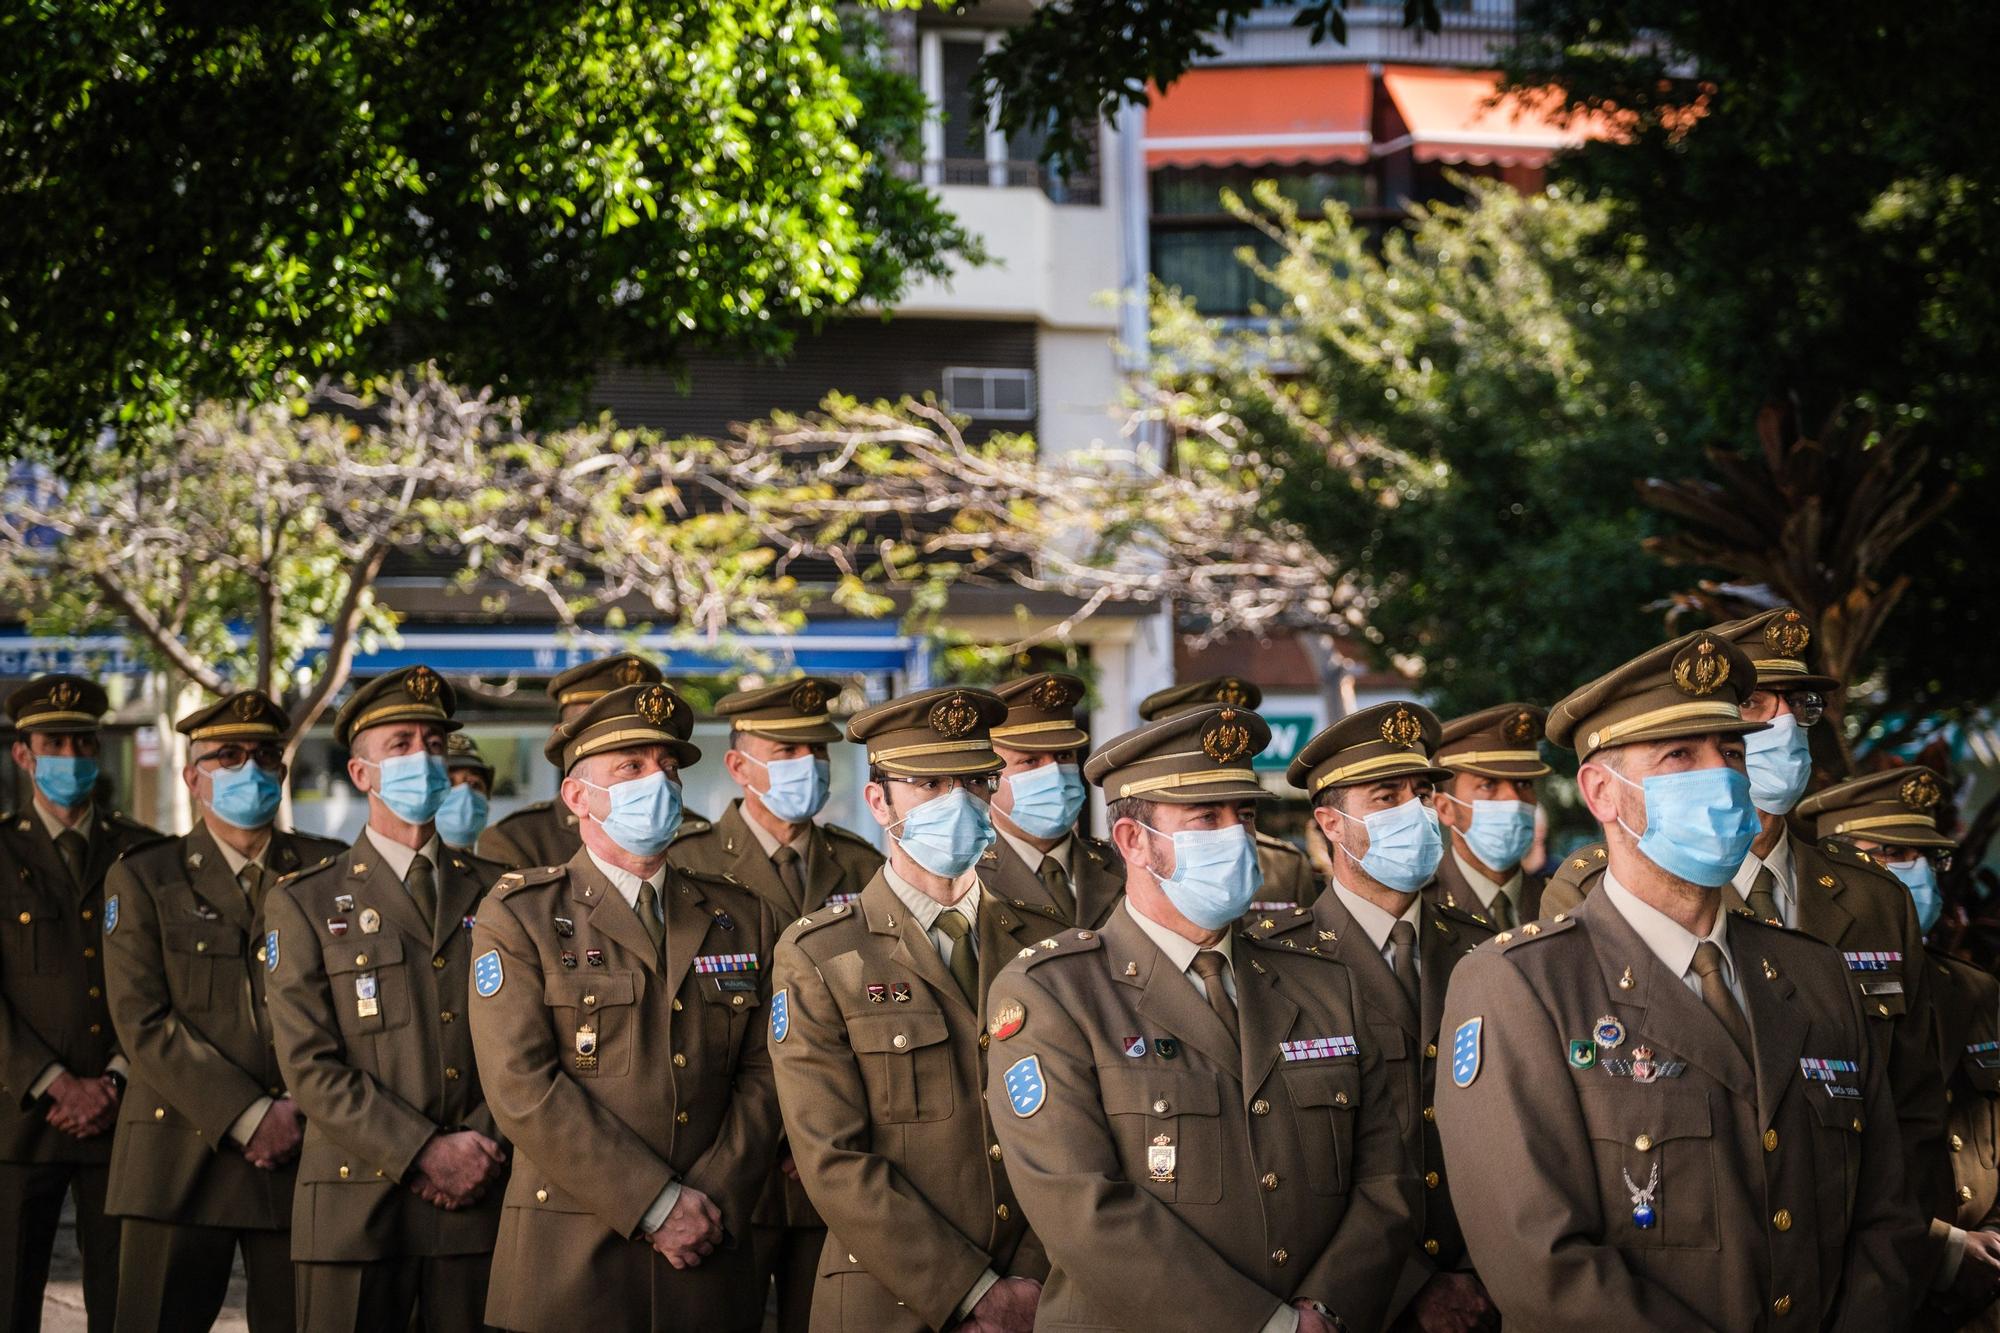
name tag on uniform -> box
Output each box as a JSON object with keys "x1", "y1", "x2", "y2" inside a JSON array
[
  {"x1": 1842, "y1": 951, "x2": 1901, "y2": 972},
  {"x1": 1280, "y1": 1036, "x2": 1358, "y2": 1062},
  {"x1": 717, "y1": 975, "x2": 758, "y2": 993},
  {"x1": 1859, "y1": 980, "x2": 1904, "y2": 996},
  {"x1": 694, "y1": 953, "x2": 758, "y2": 974}
]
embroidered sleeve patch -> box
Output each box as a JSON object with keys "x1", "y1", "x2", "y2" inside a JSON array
[
  {"x1": 104, "y1": 895, "x2": 119, "y2": 935},
  {"x1": 264, "y1": 929, "x2": 280, "y2": 972},
  {"x1": 770, "y1": 988, "x2": 790, "y2": 1043},
  {"x1": 1004, "y1": 1055, "x2": 1047, "y2": 1117},
  {"x1": 473, "y1": 949, "x2": 504, "y2": 998}
]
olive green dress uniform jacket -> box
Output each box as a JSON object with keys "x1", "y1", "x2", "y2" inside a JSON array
[
  {"x1": 1253, "y1": 833, "x2": 1320, "y2": 912},
  {"x1": 480, "y1": 801, "x2": 710, "y2": 871},
  {"x1": 1436, "y1": 892, "x2": 1925, "y2": 1331},
  {"x1": 1244, "y1": 891, "x2": 1494, "y2": 1321},
  {"x1": 985, "y1": 904, "x2": 1419, "y2": 1333},
  {"x1": 669, "y1": 801, "x2": 881, "y2": 1234},
  {"x1": 0, "y1": 807, "x2": 158, "y2": 1158},
  {"x1": 1543, "y1": 836, "x2": 1950, "y2": 1227},
  {"x1": 1425, "y1": 848, "x2": 1547, "y2": 927},
  {"x1": 102, "y1": 825, "x2": 343, "y2": 1226},
  {"x1": 976, "y1": 834, "x2": 1123, "y2": 932},
  {"x1": 1917, "y1": 952, "x2": 2000, "y2": 1331},
  {"x1": 262, "y1": 840, "x2": 508, "y2": 1260},
  {"x1": 767, "y1": 873, "x2": 1052, "y2": 1332},
  {"x1": 468, "y1": 850, "x2": 784, "y2": 1333}
]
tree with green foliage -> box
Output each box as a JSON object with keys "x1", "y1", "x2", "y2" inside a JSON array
[
  {"x1": 0, "y1": 2, "x2": 970, "y2": 464},
  {"x1": 1151, "y1": 179, "x2": 1708, "y2": 716}
]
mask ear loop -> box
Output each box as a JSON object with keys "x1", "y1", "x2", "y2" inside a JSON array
[{"x1": 1585, "y1": 762, "x2": 1649, "y2": 846}]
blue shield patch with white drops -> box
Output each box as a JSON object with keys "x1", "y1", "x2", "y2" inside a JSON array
[
  {"x1": 770, "y1": 989, "x2": 790, "y2": 1043},
  {"x1": 103, "y1": 896, "x2": 118, "y2": 935},
  {"x1": 1452, "y1": 1017, "x2": 1483, "y2": 1088},
  {"x1": 1004, "y1": 1055, "x2": 1046, "y2": 1117},
  {"x1": 265, "y1": 929, "x2": 280, "y2": 972},
  {"x1": 473, "y1": 949, "x2": 504, "y2": 998}
]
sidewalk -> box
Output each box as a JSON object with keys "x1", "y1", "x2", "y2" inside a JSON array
[{"x1": 41, "y1": 1203, "x2": 248, "y2": 1332}]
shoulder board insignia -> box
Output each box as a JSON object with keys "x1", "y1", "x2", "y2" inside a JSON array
[
  {"x1": 1021, "y1": 928, "x2": 1103, "y2": 967},
  {"x1": 787, "y1": 906, "x2": 854, "y2": 941},
  {"x1": 1493, "y1": 915, "x2": 1576, "y2": 949}
]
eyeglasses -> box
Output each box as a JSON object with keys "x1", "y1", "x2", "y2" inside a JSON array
[
  {"x1": 1788, "y1": 691, "x2": 1827, "y2": 727},
  {"x1": 880, "y1": 775, "x2": 999, "y2": 798},
  {"x1": 194, "y1": 744, "x2": 285, "y2": 771}
]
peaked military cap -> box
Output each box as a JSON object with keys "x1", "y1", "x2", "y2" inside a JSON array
[
  {"x1": 1086, "y1": 705, "x2": 1273, "y2": 804},
  {"x1": 546, "y1": 653, "x2": 663, "y2": 709},
  {"x1": 1288, "y1": 701, "x2": 1450, "y2": 795},
  {"x1": 1436, "y1": 703, "x2": 1552, "y2": 780},
  {"x1": 990, "y1": 672, "x2": 1090, "y2": 753},
  {"x1": 715, "y1": 676, "x2": 844, "y2": 745},
  {"x1": 548, "y1": 681, "x2": 700, "y2": 772},
  {"x1": 1137, "y1": 675, "x2": 1263, "y2": 721},
  {"x1": 445, "y1": 731, "x2": 494, "y2": 783},
  {"x1": 1708, "y1": 607, "x2": 1841, "y2": 693},
  {"x1": 176, "y1": 691, "x2": 289, "y2": 743},
  {"x1": 848, "y1": 686, "x2": 1007, "y2": 778},
  {"x1": 1797, "y1": 766, "x2": 1956, "y2": 851},
  {"x1": 332, "y1": 665, "x2": 461, "y2": 749},
  {"x1": 5, "y1": 674, "x2": 109, "y2": 735},
  {"x1": 1546, "y1": 630, "x2": 1762, "y2": 759}
]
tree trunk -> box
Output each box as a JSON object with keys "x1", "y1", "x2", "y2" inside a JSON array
[{"x1": 152, "y1": 672, "x2": 197, "y2": 835}]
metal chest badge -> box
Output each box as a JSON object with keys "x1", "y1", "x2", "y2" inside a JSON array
[
  {"x1": 359, "y1": 908, "x2": 381, "y2": 935},
  {"x1": 1123, "y1": 1036, "x2": 1148, "y2": 1059},
  {"x1": 1452, "y1": 1017, "x2": 1482, "y2": 1088},
  {"x1": 1147, "y1": 1133, "x2": 1176, "y2": 1183},
  {"x1": 1624, "y1": 1163, "x2": 1660, "y2": 1229},
  {"x1": 1593, "y1": 1016, "x2": 1627, "y2": 1050},
  {"x1": 327, "y1": 917, "x2": 349, "y2": 937},
  {"x1": 989, "y1": 1001, "x2": 1026, "y2": 1042},
  {"x1": 355, "y1": 972, "x2": 379, "y2": 1019},
  {"x1": 574, "y1": 1024, "x2": 598, "y2": 1072},
  {"x1": 1004, "y1": 1055, "x2": 1047, "y2": 1117},
  {"x1": 1568, "y1": 1040, "x2": 1597, "y2": 1070},
  {"x1": 474, "y1": 949, "x2": 504, "y2": 997}
]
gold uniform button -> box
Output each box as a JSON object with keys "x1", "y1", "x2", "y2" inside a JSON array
[
  {"x1": 440, "y1": 1011, "x2": 454, "y2": 1023},
  {"x1": 892, "y1": 1034, "x2": 908, "y2": 1050},
  {"x1": 535, "y1": 1188, "x2": 549, "y2": 1202},
  {"x1": 339, "y1": 1165, "x2": 350, "y2": 1179},
  {"x1": 671, "y1": 998, "x2": 683, "y2": 1012},
  {"x1": 731, "y1": 994, "x2": 746, "y2": 1008},
  {"x1": 1852, "y1": 1118, "x2": 1863, "y2": 1133},
  {"x1": 1261, "y1": 1173, "x2": 1279, "y2": 1191},
  {"x1": 978, "y1": 1033, "x2": 989, "y2": 1050},
  {"x1": 445, "y1": 1067, "x2": 460, "y2": 1080},
  {"x1": 1153, "y1": 1099, "x2": 1171, "y2": 1115},
  {"x1": 1877, "y1": 1003, "x2": 1890, "y2": 1017},
  {"x1": 1961, "y1": 1185, "x2": 1976, "y2": 1204},
  {"x1": 673, "y1": 1053, "x2": 687, "y2": 1068},
  {"x1": 87, "y1": 987, "x2": 100, "y2": 999},
  {"x1": 1425, "y1": 1171, "x2": 1440, "y2": 1189},
  {"x1": 1952, "y1": 1134, "x2": 1965, "y2": 1152},
  {"x1": 88, "y1": 1024, "x2": 101, "y2": 1035},
  {"x1": 1773, "y1": 1294, "x2": 1792, "y2": 1317},
  {"x1": 1425, "y1": 1043, "x2": 1438, "y2": 1059},
  {"x1": 989, "y1": 1144, "x2": 1003, "y2": 1161},
  {"x1": 82, "y1": 947, "x2": 96, "y2": 959},
  {"x1": 1333, "y1": 1091, "x2": 1349, "y2": 1106},
  {"x1": 433, "y1": 956, "x2": 447, "y2": 970},
  {"x1": 355, "y1": 954, "x2": 368, "y2": 967},
  {"x1": 1423, "y1": 1239, "x2": 1440, "y2": 1256},
  {"x1": 583, "y1": 994, "x2": 597, "y2": 1007},
  {"x1": 1271, "y1": 1249, "x2": 1289, "y2": 1266},
  {"x1": 81, "y1": 909, "x2": 92, "y2": 921},
  {"x1": 195, "y1": 941, "x2": 207, "y2": 953},
  {"x1": 1422, "y1": 1105, "x2": 1436, "y2": 1123},
  {"x1": 17, "y1": 911, "x2": 31, "y2": 924},
  {"x1": 1773, "y1": 1209, "x2": 1792, "y2": 1231},
  {"x1": 676, "y1": 1111, "x2": 690, "y2": 1124},
  {"x1": 1634, "y1": 1134, "x2": 1653, "y2": 1152},
  {"x1": 1250, "y1": 1099, "x2": 1270, "y2": 1116},
  {"x1": 1763, "y1": 1129, "x2": 1778, "y2": 1152},
  {"x1": 996, "y1": 1204, "x2": 1009, "y2": 1220},
  {"x1": 153, "y1": 1107, "x2": 166, "y2": 1120}
]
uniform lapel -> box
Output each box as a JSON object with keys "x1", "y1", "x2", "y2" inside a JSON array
[
  {"x1": 1791, "y1": 837, "x2": 1855, "y2": 947},
  {"x1": 1432, "y1": 848, "x2": 1473, "y2": 914},
  {"x1": 1733, "y1": 917, "x2": 1808, "y2": 1127},
  {"x1": 1580, "y1": 892, "x2": 1755, "y2": 1101},
  {"x1": 975, "y1": 896, "x2": 1044, "y2": 1008},
  {"x1": 12, "y1": 812, "x2": 78, "y2": 902},
  {"x1": 572, "y1": 854, "x2": 664, "y2": 974},
  {"x1": 347, "y1": 843, "x2": 430, "y2": 944},
  {"x1": 83, "y1": 816, "x2": 125, "y2": 890},
  {"x1": 1317, "y1": 891, "x2": 1418, "y2": 1038},
  {"x1": 865, "y1": 875, "x2": 973, "y2": 1016},
  {"x1": 431, "y1": 846, "x2": 485, "y2": 951},
  {"x1": 1237, "y1": 952, "x2": 1301, "y2": 1100},
  {"x1": 661, "y1": 871, "x2": 710, "y2": 1000},
  {"x1": 1073, "y1": 840, "x2": 1125, "y2": 929},
  {"x1": 1418, "y1": 900, "x2": 1467, "y2": 1042},
  {"x1": 1519, "y1": 870, "x2": 1548, "y2": 922},
  {"x1": 717, "y1": 803, "x2": 798, "y2": 917},
  {"x1": 183, "y1": 824, "x2": 253, "y2": 932},
  {"x1": 800, "y1": 823, "x2": 853, "y2": 913},
  {"x1": 1104, "y1": 904, "x2": 1240, "y2": 1075},
  {"x1": 982, "y1": 837, "x2": 1069, "y2": 926}
]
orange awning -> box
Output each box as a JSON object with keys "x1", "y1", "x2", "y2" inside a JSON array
[
  {"x1": 1145, "y1": 66, "x2": 1372, "y2": 169},
  {"x1": 1378, "y1": 66, "x2": 1612, "y2": 168}
]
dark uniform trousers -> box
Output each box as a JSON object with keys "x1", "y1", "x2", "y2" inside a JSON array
[
  {"x1": 1, "y1": 808, "x2": 158, "y2": 1333},
  {"x1": 767, "y1": 874, "x2": 1050, "y2": 1333},
  {"x1": 667, "y1": 801, "x2": 882, "y2": 1333},
  {"x1": 262, "y1": 841, "x2": 508, "y2": 1333},
  {"x1": 1245, "y1": 891, "x2": 1496, "y2": 1325},
  {"x1": 102, "y1": 825, "x2": 342, "y2": 1333},
  {"x1": 1436, "y1": 891, "x2": 1926, "y2": 1330},
  {"x1": 985, "y1": 904, "x2": 1419, "y2": 1332}
]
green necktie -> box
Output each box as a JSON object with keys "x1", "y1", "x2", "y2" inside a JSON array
[
  {"x1": 1692, "y1": 941, "x2": 1752, "y2": 1062},
  {"x1": 1745, "y1": 866, "x2": 1781, "y2": 925},
  {"x1": 1191, "y1": 950, "x2": 1240, "y2": 1046},
  {"x1": 636, "y1": 880, "x2": 666, "y2": 959},
  {"x1": 933, "y1": 909, "x2": 979, "y2": 1007},
  {"x1": 403, "y1": 855, "x2": 437, "y2": 931},
  {"x1": 56, "y1": 829, "x2": 89, "y2": 888},
  {"x1": 772, "y1": 846, "x2": 807, "y2": 910},
  {"x1": 1487, "y1": 890, "x2": 1516, "y2": 931},
  {"x1": 1040, "y1": 856, "x2": 1072, "y2": 912},
  {"x1": 238, "y1": 862, "x2": 266, "y2": 908}
]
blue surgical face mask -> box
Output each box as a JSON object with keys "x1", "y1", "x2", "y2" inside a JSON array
[
  {"x1": 434, "y1": 783, "x2": 490, "y2": 848},
  {"x1": 746, "y1": 753, "x2": 831, "y2": 824},
  {"x1": 1337, "y1": 796, "x2": 1444, "y2": 894},
  {"x1": 1005, "y1": 762, "x2": 1087, "y2": 841},
  {"x1": 1442, "y1": 794, "x2": 1535, "y2": 871},
  {"x1": 32, "y1": 753, "x2": 99, "y2": 809},
  {"x1": 1603, "y1": 763, "x2": 1759, "y2": 888},
  {"x1": 890, "y1": 787, "x2": 995, "y2": 879},
  {"x1": 1744, "y1": 714, "x2": 1813, "y2": 815},
  {"x1": 358, "y1": 751, "x2": 450, "y2": 825},
  {"x1": 1136, "y1": 819, "x2": 1263, "y2": 930},
  {"x1": 1886, "y1": 857, "x2": 1943, "y2": 934},
  {"x1": 579, "y1": 770, "x2": 684, "y2": 858},
  {"x1": 205, "y1": 761, "x2": 283, "y2": 830}
]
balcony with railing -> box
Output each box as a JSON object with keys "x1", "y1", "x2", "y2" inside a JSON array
[{"x1": 1215, "y1": 0, "x2": 1520, "y2": 68}]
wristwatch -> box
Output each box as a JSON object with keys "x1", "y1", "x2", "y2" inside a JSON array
[{"x1": 102, "y1": 1070, "x2": 127, "y2": 1094}]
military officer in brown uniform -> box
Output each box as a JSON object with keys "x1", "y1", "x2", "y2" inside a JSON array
[
  {"x1": 263, "y1": 666, "x2": 510, "y2": 1332},
  {"x1": 1248, "y1": 701, "x2": 1496, "y2": 1330},
  {"x1": 988, "y1": 705, "x2": 1416, "y2": 1333},
  {"x1": 1, "y1": 674, "x2": 158, "y2": 1332},
  {"x1": 470, "y1": 681, "x2": 783, "y2": 1332},
  {"x1": 437, "y1": 733, "x2": 495, "y2": 852},
  {"x1": 102, "y1": 692, "x2": 343, "y2": 1332},
  {"x1": 1140, "y1": 678, "x2": 1320, "y2": 912},
  {"x1": 768, "y1": 687, "x2": 1051, "y2": 1332},
  {"x1": 980, "y1": 673, "x2": 1123, "y2": 931},
  {"x1": 666, "y1": 675, "x2": 881, "y2": 1333},
  {"x1": 1427, "y1": 703, "x2": 1551, "y2": 930},
  {"x1": 1799, "y1": 766, "x2": 2000, "y2": 1323},
  {"x1": 1436, "y1": 631, "x2": 1924, "y2": 1328},
  {"x1": 1543, "y1": 609, "x2": 1948, "y2": 1223},
  {"x1": 480, "y1": 655, "x2": 709, "y2": 868}
]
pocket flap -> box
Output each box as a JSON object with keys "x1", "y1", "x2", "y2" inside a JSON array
[
  {"x1": 1964, "y1": 1058, "x2": 2000, "y2": 1095},
  {"x1": 1098, "y1": 1066, "x2": 1223, "y2": 1118},
  {"x1": 163, "y1": 922, "x2": 244, "y2": 957},
  {"x1": 1857, "y1": 982, "x2": 1908, "y2": 1019},
  {"x1": 1579, "y1": 1083, "x2": 1711, "y2": 1144},
  {"x1": 1367, "y1": 1022, "x2": 1410, "y2": 1061},
  {"x1": 543, "y1": 972, "x2": 639, "y2": 1009},
  {"x1": 324, "y1": 933, "x2": 404, "y2": 975},
  {"x1": 1805, "y1": 1084, "x2": 1867, "y2": 1130},
  {"x1": 1285, "y1": 1063, "x2": 1362, "y2": 1110},
  {"x1": 698, "y1": 974, "x2": 763, "y2": 1006},
  {"x1": 846, "y1": 1008, "x2": 949, "y2": 1054}
]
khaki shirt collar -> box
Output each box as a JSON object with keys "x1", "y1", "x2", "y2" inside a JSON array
[
  {"x1": 1331, "y1": 879, "x2": 1422, "y2": 960},
  {"x1": 1730, "y1": 826, "x2": 1796, "y2": 922},
  {"x1": 1127, "y1": 899, "x2": 1234, "y2": 978},
  {"x1": 1601, "y1": 866, "x2": 1739, "y2": 998},
  {"x1": 884, "y1": 861, "x2": 980, "y2": 935},
  {"x1": 586, "y1": 847, "x2": 666, "y2": 912},
  {"x1": 1450, "y1": 844, "x2": 1522, "y2": 913},
  {"x1": 35, "y1": 799, "x2": 94, "y2": 843},
  {"x1": 741, "y1": 800, "x2": 805, "y2": 860},
  {"x1": 364, "y1": 825, "x2": 439, "y2": 885},
  {"x1": 996, "y1": 823, "x2": 1072, "y2": 879}
]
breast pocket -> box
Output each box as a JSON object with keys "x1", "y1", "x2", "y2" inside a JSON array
[
  {"x1": 1804, "y1": 1081, "x2": 1866, "y2": 1233},
  {"x1": 1099, "y1": 1066, "x2": 1224, "y2": 1205},
  {"x1": 1283, "y1": 1062, "x2": 1361, "y2": 1196},
  {"x1": 696, "y1": 972, "x2": 764, "y2": 1030},
  {"x1": 545, "y1": 972, "x2": 640, "y2": 1078},
  {"x1": 323, "y1": 934, "x2": 412, "y2": 1037},
  {"x1": 1578, "y1": 1084, "x2": 1719, "y2": 1251},
  {"x1": 9, "y1": 909, "x2": 63, "y2": 977},
  {"x1": 162, "y1": 921, "x2": 244, "y2": 1010},
  {"x1": 1963, "y1": 1057, "x2": 2000, "y2": 1170},
  {"x1": 847, "y1": 1009, "x2": 954, "y2": 1124}
]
